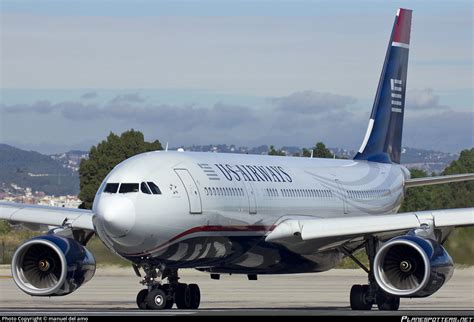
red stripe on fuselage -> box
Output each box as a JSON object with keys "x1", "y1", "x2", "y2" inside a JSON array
[
  {"x1": 168, "y1": 225, "x2": 275, "y2": 243},
  {"x1": 120, "y1": 224, "x2": 276, "y2": 257}
]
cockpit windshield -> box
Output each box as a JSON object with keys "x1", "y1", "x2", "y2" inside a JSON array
[
  {"x1": 147, "y1": 182, "x2": 162, "y2": 195},
  {"x1": 103, "y1": 182, "x2": 161, "y2": 194},
  {"x1": 119, "y1": 183, "x2": 139, "y2": 193},
  {"x1": 104, "y1": 183, "x2": 119, "y2": 193},
  {"x1": 141, "y1": 182, "x2": 161, "y2": 195},
  {"x1": 140, "y1": 182, "x2": 152, "y2": 194}
]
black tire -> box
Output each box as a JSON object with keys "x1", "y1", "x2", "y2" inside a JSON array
[
  {"x1": 175, "y1": 283, "x2": 191, "y2": 309},
  {"x1": 188, "y1": 284, "x2": 201, "y2": 309},
  {"x1": 146, "y1": 288, "x2": 168, "y2": 310},
  {"x1": 350, "y1": 284, "x2": 372, "y2": 310},
  {"x1": 376, "y1": 292, "x2": 400, "y2": 311},
  {"x1": 160, "y1": 284, "x2": 174, "y2": 309},
  {"x1": 136, "y1": 289, "x2": 148, "y2": 310}
]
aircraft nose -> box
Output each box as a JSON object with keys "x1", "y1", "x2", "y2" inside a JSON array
[{"x1": 96, "y1": 196, "x2": 136, "y2": 238}]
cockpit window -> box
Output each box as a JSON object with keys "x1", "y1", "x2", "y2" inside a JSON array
[
  {"x1": 119, "y1": 183, "x2": 139, "y2": 193},
  {"x1": 147, "y1": 182, "x2": 162, "y2": 195},
  {"x1": 141, "y1": 182, "x2": 152, "y2": 194},
  {"x1": 104, "y1": 183, "x2": 119, "y2": 193}
]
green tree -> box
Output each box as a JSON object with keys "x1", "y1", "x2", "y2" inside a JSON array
[
  {"x1": 268, "y1": 145, "x2": 286, "y2": 156},
  {"x1": 301, "y1": 148, "x2": 311, "y2": 157},
  {"x1": 300, "y1": 142, "x2": 334, "y2": 158},
  {"x1": 78, "y1": 129, "x2": 162, "y2": 209},
  {"x1": 313, "y1": 142, "x2": 333, "y2": 158}
]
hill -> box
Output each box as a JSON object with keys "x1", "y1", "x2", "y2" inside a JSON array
[{"x1": 0, "y1": 144, "x2": 79, "y2": 196}]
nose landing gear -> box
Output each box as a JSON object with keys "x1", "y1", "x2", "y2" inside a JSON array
[{"x1": 135, "y1": 264, "x2": 201, "y2": 310}]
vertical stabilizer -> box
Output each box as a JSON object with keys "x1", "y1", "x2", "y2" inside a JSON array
[{"x1": 354, "y1": 8, "x2": 412, "y2": 164}]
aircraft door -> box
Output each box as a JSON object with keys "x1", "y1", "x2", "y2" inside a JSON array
[
  {"x1": 335, "y1": 179, "x2": 349, "y2": 214},
  {"x1": 242, "y1": 181, "x2": 257, "y2": 214},
  {"x1": 174, "y1": 169, "x2": 202, "y2": 214}
]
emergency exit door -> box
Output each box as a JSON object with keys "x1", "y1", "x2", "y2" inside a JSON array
[
  {"x1": 174, "y1": 169, "x2": 202, "y2": 214},
  {"x1": 242, "y1": 181, "x2": 257, "y2": 214},
  {"x1": 335, "y1": 179, "x2": 349, "y2": 214}
]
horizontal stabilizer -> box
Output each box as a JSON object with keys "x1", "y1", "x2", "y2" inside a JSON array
[{"x1": 405, "y1": 173, "x2": 474, "y2": 188}]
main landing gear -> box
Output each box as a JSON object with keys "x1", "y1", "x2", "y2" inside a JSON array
[
  {"x1": 135, "y1": 265, "x2": 201, "y2": 310},
  {"x1": 344, "y1": 238, "x2": 400, "y2": 311}
]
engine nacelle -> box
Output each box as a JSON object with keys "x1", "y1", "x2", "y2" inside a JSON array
[
  {"x1": 11, "y1": 235, "x2": 96, "y2": 296},
  {"x1": 374, "y1": 235, "x2": 453, "y2": 297}
]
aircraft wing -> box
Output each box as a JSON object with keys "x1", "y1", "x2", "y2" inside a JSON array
[
  {"x1": 266, "y1": 208, "x2": 474, "y2": 250},
  {"x1": 405, "y1": 173, "x2": 474, "y2": 188},
  {"x1": 0, "y1": 202, "x2": 94, "y2": 231}
]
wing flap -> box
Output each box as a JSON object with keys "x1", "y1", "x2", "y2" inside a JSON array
[{"x1": 0, "y1": 202, "x2": 94, "y2": 231}]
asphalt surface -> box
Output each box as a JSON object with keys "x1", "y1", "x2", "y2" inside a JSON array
[{"x1": 0, "y1": 266, "x2": 473, "y2": 316}]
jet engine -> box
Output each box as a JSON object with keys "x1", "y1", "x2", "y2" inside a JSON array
[
  {"x1": 11, "y1": 235, "x2": 96, "y2": 296},
  {"x1": 373, "y1": 235, "x2": 453, "y2": 297}
]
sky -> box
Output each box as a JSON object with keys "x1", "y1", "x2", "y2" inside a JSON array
[{"x1": 0, "y1": 0, "x2": 472, "y2": 154}]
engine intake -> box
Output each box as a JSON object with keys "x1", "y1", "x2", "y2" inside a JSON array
[
  {"x1": 374, "y1": 235, "x2": 453, "y2": 297},
  {"x1": 11, "y1": 235, "x2": 96, "y2": 296}
]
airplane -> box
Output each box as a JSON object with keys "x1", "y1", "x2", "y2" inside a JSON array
[{"x1": 1, "y1": 8, "x2": 473, "y2": 311}]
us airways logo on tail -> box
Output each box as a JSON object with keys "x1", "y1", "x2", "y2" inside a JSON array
[
  {"x1": 391, "y1": 78, "x2": 403, "y2": 113},
  {"x1": 199, "y1": 163, "x2": 293, "y2": 183}
]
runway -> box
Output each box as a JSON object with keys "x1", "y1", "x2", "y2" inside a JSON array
[{"x1": 1, "y1": 266, "x2": 473, "y2": 315}]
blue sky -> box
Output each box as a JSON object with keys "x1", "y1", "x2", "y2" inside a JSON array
[
  {"x1": 0, "y1": 0, "x2": 472, "y2": 153},
  {"x1": 1, "y1": 0, "x2": 470, "y2": 17}
]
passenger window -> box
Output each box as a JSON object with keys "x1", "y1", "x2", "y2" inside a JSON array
[
  {"x1": 147, "y1": 182, "x2": 162, "y2": 195},
  {"x1": 119, "y1": 183, "x2": 139, "y2": 193},
  {"x1": 141, "y1": 182, "x2": 152, "y2": 194},
  {"x1": 104, "y1": 183, "x2": 119, "y2": 193}
]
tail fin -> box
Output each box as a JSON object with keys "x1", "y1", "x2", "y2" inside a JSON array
[{"x1": 354, "y1": 8, "x2": 412, "y2": 164}]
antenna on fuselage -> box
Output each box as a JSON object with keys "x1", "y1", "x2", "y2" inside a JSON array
[
  {"x1": 165, "y1": 142, "x2": 169, "y2": 151},
  {"x1": 310, "y1": 150, "x2": 314, "y2": 158}
]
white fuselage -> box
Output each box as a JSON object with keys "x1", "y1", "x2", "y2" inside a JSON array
[{"x1": 91, "y1": 151, "x2": 409, "y2": 273}]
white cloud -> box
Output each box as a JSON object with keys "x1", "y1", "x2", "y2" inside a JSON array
[{"x1": 1, "y1": 89, "x2": 470, "y2": 153}]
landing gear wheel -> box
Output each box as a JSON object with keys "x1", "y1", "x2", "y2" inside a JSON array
[
  {"x1": 146, "y1": 288, "x2": 168, "y2": 310},
  {"x1": 188, "y1": 283, "x2": 201, "y2": 309},
  {"x1": 136, "y1": 289, "x2": 148, "y2": 310},
  {"x1": 160, "y1": 284, "x2": 174, "y2": 309},
  {"x1": 376, "y1": 292, "x2": 400, "y2": 311},
  {"x1": 350, "y1": 284, "x2": 373, "y2": 310},
  {"x1": 175, "y1": 283, "x2": 192, "y2": 309}
]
